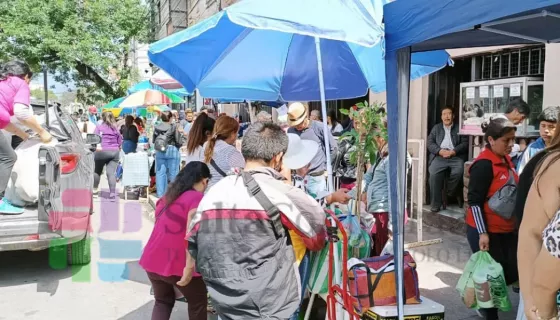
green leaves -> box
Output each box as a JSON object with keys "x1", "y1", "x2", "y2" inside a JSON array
[
  {"x1": 339, "y1": 100, "x2": 387, "y2": 166},
  {"x1": 0, "y1": 0, "x2": 150, "y2": 103}
]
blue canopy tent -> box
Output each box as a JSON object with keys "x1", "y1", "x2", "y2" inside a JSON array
[
  {"x1": 148, "y1": 0, "x2": 450, "y2": 193},
  {"x1": 383, "y1": 1, "x2": 560, "y2": 318}
]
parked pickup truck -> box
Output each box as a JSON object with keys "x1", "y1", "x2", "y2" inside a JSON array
[{"x1": 0, "y1": 104, "x2": 99, "y2": 266}]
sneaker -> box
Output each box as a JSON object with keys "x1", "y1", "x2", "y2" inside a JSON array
[
  {"x1": 93, "y1": 188, "x2": 99, "y2": 198},
  {"x1": 0, "y1": 198, "x2": 24, "y2": 215},
  {"x1": 108, "y1": 193, "x2": 117, "y2": 202}
]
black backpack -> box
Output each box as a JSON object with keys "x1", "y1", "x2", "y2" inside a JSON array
[{"x1": 154, "y1": 124, "x2": 177, "y2": 152}]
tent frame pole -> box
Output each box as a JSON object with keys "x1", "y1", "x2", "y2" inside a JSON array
[
  {"x1": 480, "y1": 26, "x2": 549, "y2": 43},
  {"x1": 483, "y1": 10, "x2": 559, "y2": 27},
  {"x1": 314, "y1": 36, "x2": 335, "y2": 193},
  {"x1": 387, "y1": 47, "x2": 412, "y2": 320},
  {"x1": 480, "y1": 10, "x2": 560, "y2": 44}
]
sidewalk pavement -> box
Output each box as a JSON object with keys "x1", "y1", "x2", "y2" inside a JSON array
[{"x1": 405, "y1": 221, "x2": 520, "y2": 320}]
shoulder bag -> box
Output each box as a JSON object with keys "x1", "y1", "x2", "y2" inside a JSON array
[{"x1": 487, "y1": 169, "x2": 517, "y2": 219}]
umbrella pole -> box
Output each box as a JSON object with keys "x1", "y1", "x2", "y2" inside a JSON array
[{"x1": 314, "y1": 37, "x2": 334, "y2": 193}]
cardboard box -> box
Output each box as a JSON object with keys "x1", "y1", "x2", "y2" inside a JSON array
[{"x1": 362, "y1": 296, "x2": 444, "y2": 320}]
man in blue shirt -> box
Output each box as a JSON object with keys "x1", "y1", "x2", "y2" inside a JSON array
[{"x1": 517, "y1": 106, "x2": 560, "y2": 173}]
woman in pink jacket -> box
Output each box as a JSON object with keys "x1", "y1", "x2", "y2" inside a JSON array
[
  {"x1": 0, "y1": 60, "x2": 52, "y2": 214},
  {"x1": 140, "y1": 161, "x2": 211, "y2": 320}
]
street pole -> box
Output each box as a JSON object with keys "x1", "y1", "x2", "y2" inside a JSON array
[{"x1": 43, "y1": 64, "x2": 50, "y2": 127}]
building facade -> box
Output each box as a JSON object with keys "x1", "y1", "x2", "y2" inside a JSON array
[
  {"x1": 149, "y1": 0, "x2": 238, "y2": 41},
  {"x1": 129, "y1": 39, "x2": 152, "y2": 81}
]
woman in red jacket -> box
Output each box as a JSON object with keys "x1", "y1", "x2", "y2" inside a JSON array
[{"x1": 466, "y1": 117, "x2": 519, "y2": 320}]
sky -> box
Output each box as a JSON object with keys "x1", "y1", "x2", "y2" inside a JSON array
[{"x1": 30, "y1": 72, "x2": 76, "y2": 95}]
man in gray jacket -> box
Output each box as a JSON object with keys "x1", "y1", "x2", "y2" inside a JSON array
[
  {"x1": 187, "y1": 122, "x2": 326, "y2": 320},
  {"x1": 427, "y1": 106, "x2": 468, "y2": 212}
]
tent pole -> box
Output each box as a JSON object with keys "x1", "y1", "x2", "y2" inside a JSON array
[
  {"x1": 314, "y1": 36, "x2": 334, "y2": 193},
  {"x1": 386, "y1": 47, "x2": 411, "y2": 320},
  {"x1": 43, "y1": 64, "x2": 50, "y2": 127}
]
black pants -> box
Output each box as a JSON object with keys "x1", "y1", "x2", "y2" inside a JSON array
[
  {"x1": 147, "y1": 272, "x2": 207, "y2": 320},
  {"x1": 94, "y1": 150, "x2": 120, "y2": 194},
  {"x1": 466, "y1": 226, "x2": 519, "y2": 320},
  {"x1": 429, "y1": 156, "x2": 464, "y2": 207},
  {"x1": 0, "y1": 133, "x2": 17, "y2": 197}
]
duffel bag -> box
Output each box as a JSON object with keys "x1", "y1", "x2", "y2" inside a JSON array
[{"x1": 347, "y1": 252, "x2": 421, "y2": 314}]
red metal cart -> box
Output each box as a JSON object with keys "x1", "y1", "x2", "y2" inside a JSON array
[{"x1": 325, "y1": 209, "x2": 361, "y2": 320}]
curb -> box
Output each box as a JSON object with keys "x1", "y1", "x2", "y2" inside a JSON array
[{"x1": 422, "y1": 208, "x2": 466, "y2": 235}]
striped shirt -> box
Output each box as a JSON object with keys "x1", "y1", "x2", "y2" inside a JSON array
[{"x1": 203, "y1": 139, "x2": 245, "y2": 189}]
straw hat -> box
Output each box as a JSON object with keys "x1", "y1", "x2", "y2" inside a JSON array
[{"x1": 287, "y1": 102, "x2": 308, "y2": 126}]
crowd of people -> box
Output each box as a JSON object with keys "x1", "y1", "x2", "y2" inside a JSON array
[
  {"x1": 135, "y1": 99, "x2": 423, "y2": 320},
  {"x1": 425, "y1": 97, "x2": 560, "y2": 320},
  {"x1": 6, "y1": 58, "x2": 560, "y2": 320}
]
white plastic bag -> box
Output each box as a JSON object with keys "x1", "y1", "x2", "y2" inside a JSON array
[{"x1": 5, "y1": 137, "x2": 58, "y2": 206}]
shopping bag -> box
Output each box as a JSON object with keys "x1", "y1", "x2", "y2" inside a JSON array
[
  {"x1": 456, "y1": 251, "x2": 512, "y2": 312},
  {"x1": 472, "y1": 252, "x2": 512, "y2": 311},
  {"x1": 307, "y1": 217, "x2": 370, "y2": 295},
  {"x1": 456, "y1": 251, "x2": 482, "y2": 308},
  {"x1": 115, "y1": 162, "x2": 123, "y2": 181},
  {"x1": 342, "y1": 214, "x2": 368, "y2": 249}
]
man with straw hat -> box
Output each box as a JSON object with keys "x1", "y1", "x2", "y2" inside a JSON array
[{"x1": 287, "y1": 102, "x2": 337, "y2": 197}]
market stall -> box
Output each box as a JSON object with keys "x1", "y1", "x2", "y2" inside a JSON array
[
  {"x1": 383, "y1": 1, "x2": 560, "y2": 318},
  {"x1": 148, "y1": 0, "x2": 450, "y2": 318}
]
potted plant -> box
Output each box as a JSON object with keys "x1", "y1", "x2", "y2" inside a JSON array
[{"x1": 339, "y1": 101, "x2": 387, "y2": 220}]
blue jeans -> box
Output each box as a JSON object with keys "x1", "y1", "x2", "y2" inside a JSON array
[
  {"x1": 155, "y1": 146, "x2": 180, "y2": 198},
  {"x1": 122, "y1": 140, "x2": 137, "y2": 154}
]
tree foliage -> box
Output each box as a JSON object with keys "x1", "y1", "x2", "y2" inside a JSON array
[
  {"x1": 0, "y1": 0, "x2": 151, "y2": 103},
  {"x1": 30, "y1": 88, "x2": 58, "y2": 101}
]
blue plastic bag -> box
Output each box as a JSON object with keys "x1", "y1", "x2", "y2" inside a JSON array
[
  {"x1": 342, "y1": 215, "x2": 367, "y2": 248},
  {"x1": 115, "y1": 163, "x2": 123, "y2": 181}
]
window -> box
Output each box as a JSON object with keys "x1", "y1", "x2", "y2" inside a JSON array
[
  {"x1": 520, "y1": 50, "x2": 530, "y2": 75},
  {"x1": 510, "y1": 51, "x2": 519, "y2": 76},
  {"x1": 530, "y1": 48, "x2": 541, "y2": 75},
  {"x1": 475, "y1": 47, "x2": 545, "y2": 80}
]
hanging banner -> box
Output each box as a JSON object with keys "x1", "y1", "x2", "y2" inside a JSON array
[
  {"x1": 510, "y1": 83, "x2": 521, "y2": 97},
  {"x1": 480, "y1": 86, "x2": 489, "y2": 98},
  {"x1": 494, "y1": 85, "x2": 504, "y2": 98},
  {"x1": 466, "y1": 87, "x2": 475, "y2": 99}
]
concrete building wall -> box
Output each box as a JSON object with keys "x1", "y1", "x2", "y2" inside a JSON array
[
  {"x1": 369, "y1": 77, "x2": 430, "y2": 144},
  {"x1": 130, "y1": 41, "x2": 152, "y2": 81},
  {"x1": 543, "y1": 44, "x2": 560, "y2": 108}
]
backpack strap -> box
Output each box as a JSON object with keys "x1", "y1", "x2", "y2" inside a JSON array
[
  {"x1": 241, "y1": 171, "x2": 285, "y2": 239},
  {"x1": 210, "y1": 159, "x2": 227, "y2": 177}
]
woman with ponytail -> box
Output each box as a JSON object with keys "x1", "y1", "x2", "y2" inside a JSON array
[
  {"x1": 0, "y1": 60, "x2": 53, "y2": 214},
  {"x1": 203, "y1": 115, "x2": 244, "y2": 189}
]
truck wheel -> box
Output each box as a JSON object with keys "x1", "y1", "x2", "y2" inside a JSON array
[{"x1": 68, "y1": 234, "x2": 91, "y2": 265}]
